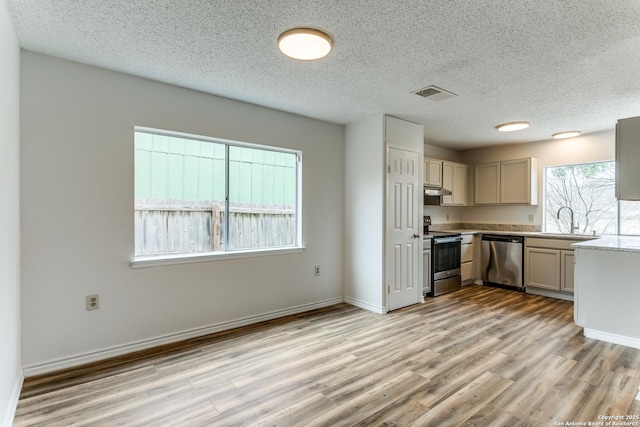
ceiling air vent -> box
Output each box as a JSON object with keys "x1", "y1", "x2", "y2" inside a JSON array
[{"x1": 413, "y1": 85, "x2": 457, "y2": 101}]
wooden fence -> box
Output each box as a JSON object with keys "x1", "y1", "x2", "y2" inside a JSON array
[{"x1": 134, "y1": 201, "x2": 295, "y2": 256}]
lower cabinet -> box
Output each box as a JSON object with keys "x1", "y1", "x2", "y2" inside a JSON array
[
  {"x1": 560, "y1": 250, "x2": 574, "y2": 293},
  {"x1": 461, "y1": 234, "x2": 474, "y2": 283},
  {"x1": 526, "y1": 247, "x2": 561, "y2": 290},
  {"x1": 423, "y1": 248, "x2": 431, "y2": 295},
  {"x1": 525, "y1": 238, "x2": 577, "y2": 296}
]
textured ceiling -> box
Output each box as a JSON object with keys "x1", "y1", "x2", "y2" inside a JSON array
[{"x1": 6, "y1": 0, "x2": 640, "y2": 150}]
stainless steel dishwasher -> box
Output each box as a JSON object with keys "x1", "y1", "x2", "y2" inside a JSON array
[{"x1": 481, "y1": 235, "x2": 525, "y2": 291}]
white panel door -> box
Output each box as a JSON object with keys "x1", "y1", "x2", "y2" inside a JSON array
[{"x1": 387, "y1": 146, "x2": 421, "y2": 311}]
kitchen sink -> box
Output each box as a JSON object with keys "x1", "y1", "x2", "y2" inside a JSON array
[{"x1": 539, "y1": 232, "x2": 597, "y2": 240}]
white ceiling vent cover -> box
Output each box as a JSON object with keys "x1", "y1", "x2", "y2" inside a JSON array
[{"x1": 413, "y1": 85, "x2": 457, "y2": 101}]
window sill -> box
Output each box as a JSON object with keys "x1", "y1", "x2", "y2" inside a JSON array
[{"x1": 131, "y1": 246, "x2": 306, "y2": 269}]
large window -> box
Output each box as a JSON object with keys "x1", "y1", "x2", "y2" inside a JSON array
[
  {"x1": 544, "y1": 161, "x2": 640, "y2": 235},
  {"x1": 134, "y1": 128, "x2": 300, "y2": 259}
]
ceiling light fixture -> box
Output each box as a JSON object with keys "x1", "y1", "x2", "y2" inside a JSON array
[
  {"x1": 496, "y1": 121, "x2": 530, "y2": 132},
  {"x1": 278, "y1": 28, "x2": 332, "y2": 61},
  {"x1": 552, "y1": 131, "x2": 581, "y2": 139}
]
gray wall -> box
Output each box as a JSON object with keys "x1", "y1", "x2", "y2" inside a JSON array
[
  {"x1": 344, "y1": 115, "x2": 385, "y2": 311},
  {"x1": 0, "y1": 0, "x2": 22, "y2": 424},
  {"x1": 20, "y1": 51, "x2": 345, "y2": 373}
]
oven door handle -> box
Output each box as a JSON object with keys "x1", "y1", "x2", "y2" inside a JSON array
[{"x1": 434, "y1": 236, "x2": 463, "y2": 244}]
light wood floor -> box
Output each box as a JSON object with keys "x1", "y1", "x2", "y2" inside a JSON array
[{"x1": 14, "y1": 285, "x2": 640, "y2": 426}]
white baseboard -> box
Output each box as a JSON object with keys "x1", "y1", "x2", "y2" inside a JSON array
[
  {"x1": 343, "y1": 296, "x2": 386, "y2": 314},
  {"x1": 23, "y1": 297, "x2": 344, "y2": 377},
  {"x1": 2, "y1": 373, "x2": 23, "y2": 427},
  {"x1": 584, "y1": 328, "x2": 640, "y2": 350}
]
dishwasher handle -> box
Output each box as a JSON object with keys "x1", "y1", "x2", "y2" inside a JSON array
[{"x1": 481, "y1": 234, "x2": 524, "y2": 244}]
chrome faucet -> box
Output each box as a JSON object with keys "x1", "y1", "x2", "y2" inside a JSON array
[{"x1": 557, "y1": 206, "x2": 579, "y2": 234}]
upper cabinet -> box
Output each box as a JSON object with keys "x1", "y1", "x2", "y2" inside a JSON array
[
  {"x1": 475, "y1": 158, "x2": 538, "y2": 205},
  {"x1": 442, "y1": 161, "x2": 467, "y2": 206},
  {"x1": 616, "y1": 116, "x2": 640, "y2": 200},
  {"x1": 474, "y1": 162, "x2": 500, "y2": 204},
  {"x1": 424, "y1": 158, "x2": 443, "y2": 187},
  {"x1": 501, "y1": 158, "x2": 538, "y2": 204}
]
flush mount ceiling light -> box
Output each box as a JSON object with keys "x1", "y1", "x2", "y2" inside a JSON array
[
  {"x1": 278, "y1": 28, "x2": 332, "y2": 60},
  {"x1": 496, "y1": 121, "x2": 530, "y2": 132},
  {"x1": 552, "y1": 130, "x2": 581, "y2": 139}
]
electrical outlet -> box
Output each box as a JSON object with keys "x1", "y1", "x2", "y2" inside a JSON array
[
  {"x1": 528, "y1": 214, "x2": 534, "y2": 224},
  {"x1": 314, "y1": 265, "x2": 321, "y2": 276},
  {"x1": 87, "y1": 294, "x2": 99, "y2": 311},
  {"x1": 446, "y1": 214, "x2": 450, "y2": 222}
]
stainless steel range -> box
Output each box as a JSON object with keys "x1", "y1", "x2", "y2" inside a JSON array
[{"x1": 424, "y1": 217, "x2": 462, "y2": 297}]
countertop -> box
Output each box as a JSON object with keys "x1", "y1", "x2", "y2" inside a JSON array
[
  {"x1": 431, "y1": 229, "x2": 598, "y2": 241},
  {"x1": 432, "y1": 229, "x2": 640, "y2": 253},
  {"x1": 571, "y1": 235, "x2": 640, "y2": 253}
]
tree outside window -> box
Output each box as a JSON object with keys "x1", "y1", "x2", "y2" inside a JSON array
[
  {"x1": 544, "y1": 161, "x2": 640, "y2": 235},
  {"x1": 545, "y1": 162, "x2": 617, "y2": 235}
]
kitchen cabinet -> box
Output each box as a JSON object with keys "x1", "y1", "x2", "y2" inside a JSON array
[
  {"x1": 474, "y1": 163, "x2": 500, "y2": 204},
  {"x1": 525, "y1": 247, "x2": 560, "y2": 290},
  {"x1": 501, "y1": 158, "x2": 538, "y2": 204},
  {"x1": 525, "y1": 237, "x2": 576, "y2": 298},
  {"x1": 423, "y1": 248, "x2": 431, "y2": 295},
  {"x1": 616, "y1": 116, "x2": 640, "y2": 200},
  {"x1": 560, "y1": 250, "x2": 574, "y2": 293},
  {"x1": 424, "y1": 158, "x2": 443, "y2": 187},
  {"x1": 475, "y1": 158, "x2": 538, "y2": 205},
  {"x1": 574, "y1": 239, "x2": 640, "y2": 348},
  {"x1": 460, "y1": 234, "x2": 474, "y2": 283},
  {"x1": 441, "y1": 161, "x2": 467, "y2": 206}
]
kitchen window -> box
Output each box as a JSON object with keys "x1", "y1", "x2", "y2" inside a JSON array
[
  {"x1": 133, "y1": 128, "x2": 301, "y2": 264},
  {"x1": 544, "y1": 161, "x2": 640, "y2": 235}
]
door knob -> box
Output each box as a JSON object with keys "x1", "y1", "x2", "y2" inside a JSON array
[{"x1": 413, "y1": 233, "x2": 421, "y2": 238}]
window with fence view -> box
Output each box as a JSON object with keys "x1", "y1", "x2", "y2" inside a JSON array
[{"x1": 134, "y1": 129, "x2": 299, "y2": 257}]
